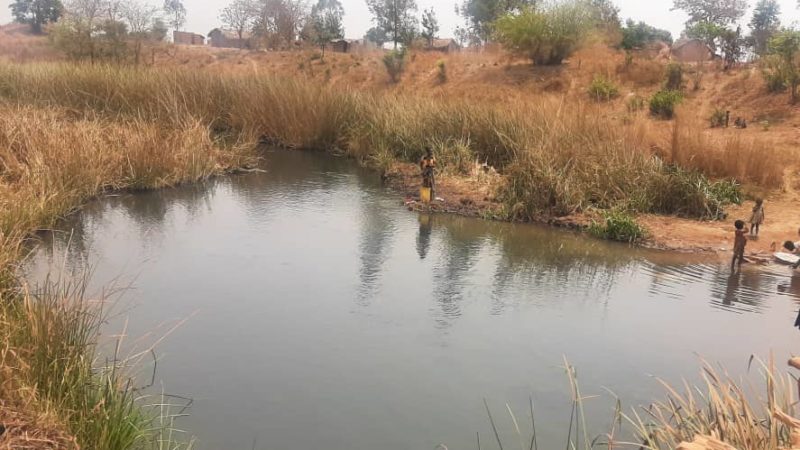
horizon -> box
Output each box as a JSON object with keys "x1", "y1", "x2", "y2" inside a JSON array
[{"x1": 2, "y1": 0, "x2": 800, "y2": 42}]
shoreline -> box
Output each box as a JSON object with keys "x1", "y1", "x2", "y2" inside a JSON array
[{"x1": 384, "y1": 161, "x2": 791, "y2": 260}]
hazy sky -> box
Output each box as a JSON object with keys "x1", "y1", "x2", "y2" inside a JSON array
[{"x1": 2, "y1": 0, "x2": 800, "y2": 41}]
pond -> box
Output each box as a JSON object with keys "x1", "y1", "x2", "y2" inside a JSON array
[{"x1": 26, "y1": 150, "x2": 800, "y2": 450}]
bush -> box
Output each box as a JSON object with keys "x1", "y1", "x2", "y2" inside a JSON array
[
  {"x1": 664, "y1": 63, "x2": 683, "y2": 91},
  {"x1": 644, "y1": 165, "x2": 742, "y2": 220},
  {"x1": 589, "y1": 209, "x2": 648, "y2": 243},
  {"x1": 383, "y1": 49, "x2": 406, "y2": 83},
  {"x1": 710, "y1": 108, "x2": 727, "y2": 128},
  {"x1": 436, "y1": 59, "x2": 447, "y2": 84},
  {"x1": 494, "y1": 1, "x2": 591, "y2": 65},
  {"x1": 764, "y1": 70, "x2": 787, "y2": 93},
  {"x1": 649, "y1": 90, "x2": 683, "y2": 119},
  {"x1": 587, "y1": 75, "x2": 619, "y2": 101}
]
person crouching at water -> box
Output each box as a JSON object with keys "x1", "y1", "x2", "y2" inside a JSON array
[
  {"x1": 420, "y1": 147, "x2": 436, "y2": 198},
  {"x1": 732, "y1": 220, "x2": 748, "y2": 272},
  {"x1": 749, "y1": 198, "x2": 765, "y2": 237}
]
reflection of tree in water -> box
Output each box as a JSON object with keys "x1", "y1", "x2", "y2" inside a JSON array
[
  {"x1": 430, "y1": 218, "x2": 485, "y2": 328},
  {"x1": 355, "y1": 183, "x2": 396, "y2": 307},
  {"x1": 29, "y1": 182, "x2": 217, "y2": 276}
]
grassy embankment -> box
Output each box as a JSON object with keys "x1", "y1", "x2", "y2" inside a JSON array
[{"x1": 0, "y1": 62, "x2": 791, "y2": 448}]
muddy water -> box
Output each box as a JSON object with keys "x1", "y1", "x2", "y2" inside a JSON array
[{"x1": 27, "y1": 150, "x2": 800, "y2": 450}]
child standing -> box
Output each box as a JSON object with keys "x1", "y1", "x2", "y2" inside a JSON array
[
  {"x1": 749, "y1": 199, "x2": 765, "y2": 237},
  {"x1": 732, "y1": 220, "x2": 749, "y2": 272}
]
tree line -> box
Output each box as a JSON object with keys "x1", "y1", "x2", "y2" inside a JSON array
[{"x1": 10, "y1": 0, "x2": 800, "y2": 89}]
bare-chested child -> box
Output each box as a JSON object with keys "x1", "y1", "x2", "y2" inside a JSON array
[{"x1": 732, "y1": 220, "x2": 748, "y2": 272}]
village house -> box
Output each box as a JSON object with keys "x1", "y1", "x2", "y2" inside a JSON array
[
  {"x1": 671, "y1": 38, "x2": 714, "y2": 63},
  {"x1": 173, "y1": 31, "x2": 205, "y2": 46},
  {"x1": 208, "y1": 28, "x2": 252, "y2": 49},
  {"x1": 330, "y1": 39, "x2": 376, "y2": 54},
  {"x1": 428, "y1": 38, "x2": 461, "y2": 53}
]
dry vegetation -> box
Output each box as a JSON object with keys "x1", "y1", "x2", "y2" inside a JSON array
[{"x1": 0, "y1": 24, "x2": 799, "y2": 449}]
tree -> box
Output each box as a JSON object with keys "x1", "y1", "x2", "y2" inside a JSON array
[
  {"x1": 151, "y1": 17, "x2": 168, "y2": 41},
  {"x1": 366, "y1": 0, "x2": 418, "y2": 49},
  {"x1": 494, "y1": 1, "x2": 591, "y2": 65},
  {"x1": 420, "y1": 7, "x2": 438, "y2": 47},
  {"x1": 719, "y1": 26, "x2": 744, "y2": 69},
  {"x1": 685, "y1": 20, "x2": 727, "y2": 52},
  {"x1": 309, "y1": 0, "x2": 343, "y2": 56},
  {"x1": 10, "y1": 0, "x2": 64, "y2": 33},
  {"x1": 748, "y1": 0, "x2": 780, "y2": 56},
  {"x1": 585, "y1": 0, "x2": 619, "y2": 29},
  {"x1": 672, "y1": 0, "x2": 749, "y2": 27},
  {"x1": 163, "y1": 0, "x2": 185, "y2": 30},
  {"x1": 121, "y1": 0, "x2": 159, "y2": 63},
  {"x1": 365, "y1": 26, "x2": 388, "y2": 47},
  {"x1": 621, "y1": 19, "x2": 673, "y2": 49},
  {"x1": 458, "y1": 0, "x2": 533, "y2": 44},
  {"x1": 221, "y1": 0, "x2": 257, "y2": 45},
  {"x1": 252, "y1": 0, "x2": 308, "y2": 47},
  {"x1": 768, "y1": 29, "x2": 800, "y2": 103}
]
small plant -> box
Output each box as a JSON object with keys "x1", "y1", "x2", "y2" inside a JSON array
[
  {"x1": 709, "y1": 108, "x2": 727, "y2": 128},
  {"x1": 383, "y1": 49, "x2": 406, "y2": 83},
  {"x1": 664, "y1": 62, "x2": 683, "y2": 91},
  {"x1": 626, "y1": 95, "x2": 645, "y2": 112},
  {"x1": 310, "y1": 52, "x2": 323, "y2": 61},
  {"x1": 649, "y1": 90, "x2": 683, "y2": 119},
  {"x1": 587, "y1": 75, "x2": 619, "y2": 102},
  {"x1": 589, "y1": 209, "x2": 648, "y2": 243},
  {"x1": 436, "y1": 59, "x2": 447, "y2": 84}
]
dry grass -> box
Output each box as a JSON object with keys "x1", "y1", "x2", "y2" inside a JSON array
[
  {"x1": 0, "y1": 24, "x2": 62, "y2": 63},
  {"x1": 629, "y1": 357, "x2": 800, "y2": 450},
  {"x1": 644, "y1": 113, "x2": 787, "y2": 189}
]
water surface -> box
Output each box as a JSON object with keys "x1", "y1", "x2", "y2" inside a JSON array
[{"x1": 27, "y1": 150, "x2": 800, "y2": 450}]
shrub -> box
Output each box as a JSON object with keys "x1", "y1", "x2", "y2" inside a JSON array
[
  {"x1": 710, "y1": 108, "x2": 727, "y2": 128},
  {"x1": 626, "y1": 95, "x2": 645, "y2": 112},
  {"x1": 494, "y1": 1, "x2": 592, "y2": 65},
  {"x1": 436, "y1": 59, "x2": 447, "y2": 84},
  {"x1": 383, "y1": 49, "x2": 406, "y2": 83},
  {"x1": 649, "y1": 90, "x2": 683, "y2": 119},
  {"x1": 764, "y1": 69, "x2": 787, "y2": 93},
  {"x1": 664, "y1": 63, "x2": 683, "y2": 90},
  {"x1": 589, "y1": 209, "x2": 648, "y2": 243},
  {"x1": 588, "y1": 75, "x2": 619, "y2": 101}
]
